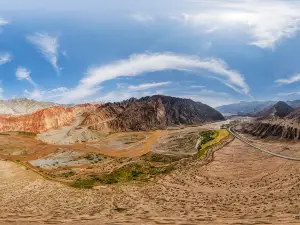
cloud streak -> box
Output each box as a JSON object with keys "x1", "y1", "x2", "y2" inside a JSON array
[
  {"x1": 60, "y1": 52, "x2": 249, "y2": 103},
  {"x1": 275, "y1": 74, "x2": 300, "y2": 85},
  {"x1": 130, "y1": 13, "x2": 154, "y2": 23},
  {"x1": 27, "y1": 33, "x2": 60, "y2": 73},
  {"x1": 128, "y1": 81, "x2": 171, "y2": 91}
]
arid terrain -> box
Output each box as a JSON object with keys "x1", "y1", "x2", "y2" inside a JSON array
[
  {"x1": 2, "y1": 98, "x2": 300, "y2": 224},
  {"x1": 2, "y1": 119, "x2": 300, "y2": 224}
]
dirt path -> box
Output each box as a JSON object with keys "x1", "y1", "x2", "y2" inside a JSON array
[{"x1": 2, "y1": 134, "x2": 300, "y2": 224}]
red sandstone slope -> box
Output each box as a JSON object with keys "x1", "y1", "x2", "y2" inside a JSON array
[{"x1": 0, "y1": 103, "x2": 99, "y2": 133}]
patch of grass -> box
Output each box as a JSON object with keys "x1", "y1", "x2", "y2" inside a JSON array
[
  {"x1": 197, "y1": 129, "x2": 229, "y2": 158},
  {"x1": 144, "y1": 153, "x2": 181, "y2": 163},
  {"x1": 17, "y1": 131, "x2": 37, "y2": 137},
  {"x1": 96, "y1": 163, "x2": 174, "y2": 185},
  {"x1": 60, "y1": 170, "x2": 76, "y2": 178},
  {"x1": 71, "y1": 179, "x2": 96, "y2": 189}
]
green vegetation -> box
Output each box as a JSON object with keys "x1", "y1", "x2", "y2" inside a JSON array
[
  {"x1": 98, "y1": 163, "x2": 174, "y2": 184},
  {"x1": 17, "y1": 131, "x2": 37, "y2": 137},
  {"x1": 199, "y1": 131, "x2": 217, "y2": 147},
  {"x1": 70, "y1": 162, "x2": 174, "y2": 188},
  {"x1": 197, "y1": 129, "x2": 229, "y2": 157},
  {"x1": 60, "y1": 170, "x2": 76, "y2": 178},
  {"x1": 144, "y1": 153, "x2": 181, "y2": 163},
  {"x1": 71, "y1": 179, "x2": 96, "y2": 189}
]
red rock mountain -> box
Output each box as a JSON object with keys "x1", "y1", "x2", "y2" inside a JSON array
[
  {"x1": 0, "y1": 104, "x2": 99, "y2": 133},
  {"x1": 0, "y1": 96, "x2": 224, "y2": 133}
]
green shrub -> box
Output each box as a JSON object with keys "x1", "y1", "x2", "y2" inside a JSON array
[{"x1": 17, "y1": 131, "x2": 37, "y2": 137}]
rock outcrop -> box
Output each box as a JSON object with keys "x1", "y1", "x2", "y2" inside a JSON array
[
  {"x1": 81, "y1": 95, "x2": 225, "y2": 132},
  {"x1": 0, "y1": 104, "x2": 99, "y2": 133},
  {"x1": 241, "y1": 102, "x2": 300, "y2": 140}
]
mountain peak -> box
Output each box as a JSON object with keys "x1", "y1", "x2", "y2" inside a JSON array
[{"x1": 255, "y1": 101, "x2": 294, "y2": 119}]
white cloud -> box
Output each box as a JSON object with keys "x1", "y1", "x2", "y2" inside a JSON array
[
  {"x1": 0, "y1": 53, "x2": 12, "y2": 65},
  {"x1": 180, "y1": 0, "x2": 300, "y2": 49},
  {"x1": 16, "y1": 67, "x2": 37, "y2": 87},
  {"x1": 128, "y1": 81, "x2": 171, "y2": 91},
  {"x1": 275, "y1": 74, "x2": 300, "y2": 85},
  {"x1": 0, "y1": 18, "x2": 9, "y2": 26},
  {"x1": 173, "y1": 88, "x2": 236, "y2": 107},
  {"x1": 24, "y1": 87, "x2": 69, "y2": 101},
  {"x1": 60, "y1": 52, "x2": 249, "y2": 103},
  {"x1": 276, "y1": 92, "x2": 300, "y2": 96},
  {"x1": 191, "y1": 85, "x2": 205, "y2": 88},
  {"x1": 130, "y1": 13, "x2": 154, "y2": 23},
  {"x1": 27, "y1": 33, "x2": 60, "y2": 73}
]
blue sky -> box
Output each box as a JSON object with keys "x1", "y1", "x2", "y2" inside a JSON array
[{"x1": 1, "y1": 0, "x2": 300, "y2": 107}]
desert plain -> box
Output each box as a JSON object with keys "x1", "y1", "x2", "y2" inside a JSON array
[{"x1": 1, "y1": 121, "x2": 300, "y2": 224}]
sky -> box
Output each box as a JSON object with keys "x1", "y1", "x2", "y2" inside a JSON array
[{"x1": 1, "y1": 0, "x2": 300, "y2": 107}]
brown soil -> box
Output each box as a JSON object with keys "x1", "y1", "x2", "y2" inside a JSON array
[{"x1": 2, "y1": 131, "x2": 300, "y2": 224}]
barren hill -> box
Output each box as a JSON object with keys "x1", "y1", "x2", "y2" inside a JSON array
[
  {"x1": 82, "y1": 95, "x2": 225, "y2": 132},
  {"x1": 0, "y1": 98, "x2": 64, "y2": 115},
  {"x1": 241, "y1": 102, "x2": 300, "y2": 140},
  {"x1": 0, "y1": 95, "x2": 224, "y2": 136},
  {"x1": 254, "y1": 101, "x2": 294, "y2": 119}
]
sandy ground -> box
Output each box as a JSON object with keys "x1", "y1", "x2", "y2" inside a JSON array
[
  {"x1": 2, "y1": 130, "x2": 300, "y2": 224},
  {"x1": 37, "y1": 116, "x2": 103, "y2": 145}
]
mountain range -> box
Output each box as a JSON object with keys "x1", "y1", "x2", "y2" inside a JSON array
[
  {"x1": 0, "y1": 98, "x2": 63, "y2": 115},
  {"x1": 241, "y1": 101, "x2": 300, "y2": 140},
  {"x1": 217, "y1": 100, "x2": 300, "y2": 116},
  {"x1": 0, "y1": 96, "x2": 224, "y2": 141}
]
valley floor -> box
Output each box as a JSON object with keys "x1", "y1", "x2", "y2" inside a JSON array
[{"x1": 2, "y1": 122, "x2": 300, "y2": 224}]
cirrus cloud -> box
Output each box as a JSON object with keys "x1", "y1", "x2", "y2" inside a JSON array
[
  {"x1": 59, "y1": 52, "x2": 249, "y2": 103},
  {"x1": 128, "y1": 81, "x2": 171, "y2": 91},
  {"x1": 275, "y1": 74, "x2": 300, "y2": 85},
  {"x1": 27, "y1": 33, "x2": 61, "y2": 73}
]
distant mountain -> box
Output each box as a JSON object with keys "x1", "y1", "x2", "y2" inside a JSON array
[
  {"x1": 241, "y1": 102, "x2": 299, "y2": 140},
  {"x1": 286, "y1": 100, "x2": 300, "y2": 108},
  {"x1": 216, "y1": 101, "x2": 275, "y2": 116},
  {"x1": 0, "y1": 98, "x2": 61, "y2": 115},
  {"x1": 254, "y1": 101, "x2": 294, "y2": 119},
  {"x1": 217, "y1": 100, "x2": 300, "y2": 116}
]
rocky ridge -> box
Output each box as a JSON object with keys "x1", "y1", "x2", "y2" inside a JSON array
[
  {"x1": 241, "y1": 102, "x2": 300, "y2": 140},
  {"x1": 0, "y1": 104, "x2": 99, "y2": 133},
  {"x1": 81, "y1": 95, "x2": 225, "y2": 132},
  {"x1": 0, "y1": 95, "x2": 225, "y2": 134},
  {"x1": 0, "y1": 98, "x2": 67, "y2": 115}
]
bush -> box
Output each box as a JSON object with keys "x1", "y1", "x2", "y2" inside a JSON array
[{"x1": 17, "y1": 131, "x2": 37, "y2": 137}]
